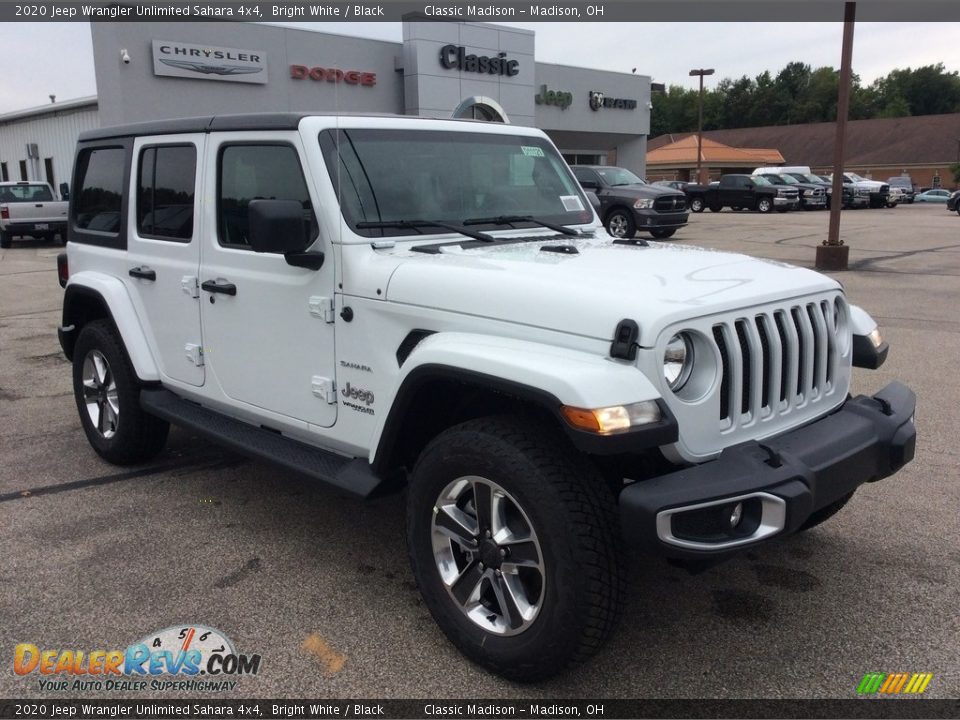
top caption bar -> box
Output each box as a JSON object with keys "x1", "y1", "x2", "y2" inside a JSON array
[{"x1": 4, "y1": 0, "x2": 960, "y2": 22}]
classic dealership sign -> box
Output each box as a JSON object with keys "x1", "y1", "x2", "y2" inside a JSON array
[
  {"x1": 152, "y1": 40, "x2": 267, "y2": 84},
  {"x1": 439, "y1": 45, "x2": 520, "y2": 77}
]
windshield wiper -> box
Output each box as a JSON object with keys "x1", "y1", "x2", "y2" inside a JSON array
[
  {"x1": 356, "y1": 219, "x2": 494, "y2": 243},
  {"x1": 463, "y1": 214, "x2": 581, "y2": 237}
]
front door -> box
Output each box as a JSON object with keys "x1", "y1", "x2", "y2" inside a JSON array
[
  {"x1": 199, "y1": 133, "x2": 337, "y2": 427},
  {"x1": 125, "y1": 135, "x2": 205, "y2": 387}
]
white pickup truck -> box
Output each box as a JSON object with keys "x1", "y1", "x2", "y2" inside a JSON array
[{"x1": 0, "y1": 181, "x2": 69, "y2": 248}]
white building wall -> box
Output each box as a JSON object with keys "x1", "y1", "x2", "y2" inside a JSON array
[{"x1": 0, "y1": 103, "x2": 100, "y2": 190}]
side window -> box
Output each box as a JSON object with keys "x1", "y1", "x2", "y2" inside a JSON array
[
  {"x1": 572, "y1": 167, "x2": 599, "y2": 187},
  {"x1": 74, "y1": 147, "x2": 125, "y2": 234},
  {"x1": 217, "y1": 144, "x2": 314, "y2": 249},
  {"x1": 137, "y1": 145, "x2": 197, "y2": 241}
]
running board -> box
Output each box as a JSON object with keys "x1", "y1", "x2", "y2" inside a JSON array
[{"x1": 140, "y1": 388, "x2": 383, "y2": 498}]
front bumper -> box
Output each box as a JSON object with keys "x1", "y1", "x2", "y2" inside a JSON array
[
  {"x1": 801, "y1": 195, "x2": 827, "y2": 207},
  {"x1": 620, "y1": 381, "x2": 916, "y2": 559},
  {"x1": 632, "y1": 209, "x2": 689, "y2": 229},
  {"x1": 773, "y1": 197, "x2": 799, "y2": 208}
]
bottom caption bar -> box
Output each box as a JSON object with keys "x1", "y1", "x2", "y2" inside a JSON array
[{"x1": 2, "y1": 700, "x2": 960, "y2": 719}]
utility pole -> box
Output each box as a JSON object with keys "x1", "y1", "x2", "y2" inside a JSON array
[
  {"x1": 689, "y1": 68, "x2": 714, "y2": 184},
  {"x1": 818, "y1": 2, "x2": 856, "y2": 271}
]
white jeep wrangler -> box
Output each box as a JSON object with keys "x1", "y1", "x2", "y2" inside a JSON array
[{"x1": 58, "y1": 114, "x2": 916, "y2": 681}]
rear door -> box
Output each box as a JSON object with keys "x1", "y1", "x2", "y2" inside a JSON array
[{"x1": 125, "y1": 136, "x2": 205, "y2": 387}]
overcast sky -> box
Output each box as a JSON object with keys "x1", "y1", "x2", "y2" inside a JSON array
[{"x1": 1, "y1": 21, "x2": 958, "y2": 114}]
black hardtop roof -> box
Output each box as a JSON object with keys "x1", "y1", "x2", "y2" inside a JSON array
[{"x1": 78, "y1": 112, "x2": 500, "y2": 142}]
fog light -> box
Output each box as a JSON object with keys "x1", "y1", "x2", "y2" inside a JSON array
[{"x1": 729, "y1": 502, "x2": 743, "y2": 529}]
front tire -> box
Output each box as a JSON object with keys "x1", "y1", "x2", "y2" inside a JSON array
[
  {"x1": 604, "y1": 209, "x2": 636, "y2": 239},
  {"x1": 650, "y1": 228, "x2": 677, "y2": 239},
  {"x1": 689, "y1": 197, "x2": 704, "y2": 213},
  {"x1": 72, "y1": 320, "x2": 169, "y2": 465},
  {"x1": 406, "y1": 416, "x2": 623, "y2": 682},
  {"x1": 757, "y1": 198, "x2": 773, "y2": 213}
]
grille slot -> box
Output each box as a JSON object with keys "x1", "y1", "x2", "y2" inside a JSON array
[
  {"x1": 654, "y1": 195, "x2": 687, "y2": 212},
  {"x1": 713, "y1": 300, "x2": 837, "y2": 429}
]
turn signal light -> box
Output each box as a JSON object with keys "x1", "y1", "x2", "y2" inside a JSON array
[{"x1": 561, "y1": 400, "x2": 661, "y2": 434}]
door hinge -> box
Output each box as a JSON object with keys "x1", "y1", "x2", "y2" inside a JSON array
[
  {"x1": 185, "y1": 343, "x2": 204, "y2": 367},
  {"x1": 312, "y1": 376, "x2": 337, "y2": 404},
  {"x1": 181, "y1": 275, "x2": 200, "y2": 299},
  {"x1": 308, "y1": 296, "x2": 336, "y2": 323}
]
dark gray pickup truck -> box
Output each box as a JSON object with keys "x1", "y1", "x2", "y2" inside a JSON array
[
  {"x1": 685, "y1": 174, "x2": 799, "y2": 213},
  {"x1": 571, "y1": 165, "x2": 688, "y2": 239}
]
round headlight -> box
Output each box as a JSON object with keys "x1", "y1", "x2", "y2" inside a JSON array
[{"x1": 664, "y1": 332, "x2": 694, "y2": 391}]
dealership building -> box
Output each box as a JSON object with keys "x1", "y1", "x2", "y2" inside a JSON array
[{"x1": 0, "y1": 19, "x2": 653, "y2": 191}]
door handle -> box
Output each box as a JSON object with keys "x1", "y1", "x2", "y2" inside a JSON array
[
  {"x1": 129, "y1": 266, "x2": 156, "y2": 281},
  {"x1": 201, "y1": 279, "x2": 237, "y2": 296}
]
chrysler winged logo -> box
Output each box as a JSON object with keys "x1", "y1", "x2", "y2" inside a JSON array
[
  {"x1": 159, "y1": 58, "x2": 263, "y2": 76},
  {"x1": 589, "y1": 91, "x2": 605, "y2": 111}
]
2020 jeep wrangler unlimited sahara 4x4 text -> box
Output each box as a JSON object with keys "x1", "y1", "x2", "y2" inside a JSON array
[{"x1": 58, "y1": 113, "x2": 916, "y2": 682}]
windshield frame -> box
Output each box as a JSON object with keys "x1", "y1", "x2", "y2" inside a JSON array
[
  {"x1": 594, "y1": 166, "x2": 646, "y2": 187},
  {"x1": 319, "y1": 128, "x2": 593, "y2": 239}
]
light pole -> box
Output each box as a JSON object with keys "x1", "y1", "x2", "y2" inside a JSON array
[{"x1": 689, "y1": 68, "x2": 714, "y2": 184}]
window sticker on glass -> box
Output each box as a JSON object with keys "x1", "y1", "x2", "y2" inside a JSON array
[
  {"x1": 560, "y1": 195, "x2": 584, "y2": 212},
  {"x1": 521, "y1": 146, "x2": 545, "y2": 158}
]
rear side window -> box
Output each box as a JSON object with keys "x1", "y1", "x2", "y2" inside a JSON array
[
  {"x1": 74, "y1": 147, "x2": 125, "y2": 235},
  {"x1": 0, "y1": 184, "x2": 53, "y2": 202},
  {"x1": 137, "y1": 145, "x2": 197, "y2": 241},
  {"x1": 217, "y1": 144, "x2": 314, "y2": 249}
]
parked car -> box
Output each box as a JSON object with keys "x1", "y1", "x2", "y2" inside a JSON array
[
  {"x1": 56, "y1": 112, "x2": 916, "y2": 681},
  {"x1": 831, "y1": 172, "x2": 890, "y2": 208},
  {"x1": 947, "y1": 190, "x2": 960, "y2": 214},
  {"x1": 754, "y1": 172, "x2": 826, "y2": 210},
  {"x1": 887, "y1": 176, "x2": 915, "y2": 204},
  {"x1": 813, "y1": 174, "x2": 869, "y2": 208},
  {"x1": 886, "y1": 187, "x2": 905, "y2": 207},
  {"x1": 915, "y1": 189, "x2": 952, "y2": 203},
  {"x1": 571, "y1": 165, "x2": 689, "y2": 239},
  {"x1": 0, "y1": 181, "x2": 69, "y2": 248},
  {"x1": 685, "y1": 173, "x2": 798, "y2": 213}
]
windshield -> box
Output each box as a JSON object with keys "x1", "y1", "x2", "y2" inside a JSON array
[
  {"x1": 800, "y1": 174, "x2": 824, "y2": 183},
  {"x1": 319, "y1": 129, "x2": 590, "y2": 237},
  {"x1": 0, "y1": 184, "x2": 53, "y2": 202},
  {"x1": 846, "y1": 173, "x2": 866, "y2": 182},
  {"x1": 751, "y1": 176, "x2": 772, "y2": 186},
  {"x1": 776, "y1": 174, "x2": 799, "y2": 184},
  {"x1": 595, "y1": 167, "x2": 645, "y2": 187}
]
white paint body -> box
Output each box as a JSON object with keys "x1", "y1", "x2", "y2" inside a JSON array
[{"x1": 66, "y1": 115, "x2": 878, "y2": 468}]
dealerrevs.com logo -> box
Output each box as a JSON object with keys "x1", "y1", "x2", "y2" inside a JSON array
[{"x1": 14, "y1": 625, "x2": 261, "y2": 692}]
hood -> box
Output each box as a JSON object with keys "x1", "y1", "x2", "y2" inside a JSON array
[
  {"x1": 385, "y1": 235, "x2": 839, "y2": 346},
  {"x1": 606, "y1": 183, "x2": 680, "y2": 199}
]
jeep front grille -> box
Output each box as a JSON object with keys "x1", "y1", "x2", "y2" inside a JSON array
[{"x1": 712, "y1": 300, "x2": 839, "y2": 428}]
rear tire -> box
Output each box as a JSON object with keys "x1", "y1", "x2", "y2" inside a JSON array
[
  {"x1": 798, "y1": 491, "x2": 855, "y2": 532},
  {"x1": 708, "y1": 204, "x2": 722, "y2": 212},
  {"x1": 406, "y1": 416, "x2": 624, "y2": 682},
  {"x1": 72, "y1": 319, "x2": 169, "y2": 465}
]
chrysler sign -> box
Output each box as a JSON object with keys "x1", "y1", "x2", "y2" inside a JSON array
[{"x1": 152, "y1": 40, "x2": 268, "y2": 84}]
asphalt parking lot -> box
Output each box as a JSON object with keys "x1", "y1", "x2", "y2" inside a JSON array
[{"x1": 1, "y1": 202, "x2": 958, "y2": 700}]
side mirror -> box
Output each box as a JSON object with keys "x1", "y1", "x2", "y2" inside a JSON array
[
  {"x1": 59, "y1": 182, "x2": 70, "y2": 201},
  {"x1": 248, "y1": 199, "x2": 323, "y2": 270},
  {"x1": 584, "y1": 190, "x2": 602, "y2": 213},
  {"x1": 579, "y1": 180, "x2": 599, "y2": 191}
]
